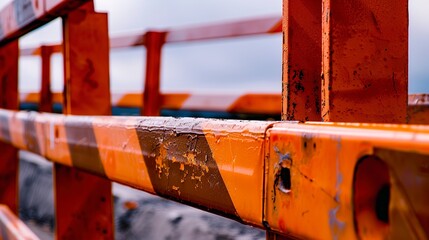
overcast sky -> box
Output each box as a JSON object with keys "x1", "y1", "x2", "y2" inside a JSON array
[{"x1": 1, "y1": 0, "x2": 428, "y2": 94}]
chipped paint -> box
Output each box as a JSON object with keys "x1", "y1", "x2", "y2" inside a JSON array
[
  {"x1": 328, "y1": 138, "x2": 345, "y2": 239},
  {"x1": 0, "y1": 110, "x2": 428, "y2": 238}
]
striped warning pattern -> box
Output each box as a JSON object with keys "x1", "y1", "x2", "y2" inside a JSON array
[
  {"x1": 0, "y1": 109, "x2": 429, "y2": 238},
  {"x1": 0, "y1": 109, "x2": 272, "y2": 226},
  {"x1": 20, "y1": 92, "x2": 282, "y2": 114},
  {"x1": 19, "y1": 92, "x2": 429, "y2": 118},
  {"x1": 0, "y1": 205, "x2": 39, "y2": 240}
]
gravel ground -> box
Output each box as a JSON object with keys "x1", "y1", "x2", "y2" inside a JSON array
[{"x1": 19, "y1": 151, "x2": 265, "y2": 240}]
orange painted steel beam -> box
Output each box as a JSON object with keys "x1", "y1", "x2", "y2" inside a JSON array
[
  {"x1": 0, "y1": 41, "x2": 19, "y2": 214},
  {"x1": 142, "y1": 32, "x2": 166, "y2": 116},
  {"x1": 282, "y1": 0, "x2": 321, "y2": 122},
  {"x1": 0, "y1": 205, "x2": 39, "y2": 240},
  {"x1": 54, "y1": 2, "x2": 114, "y2": 239},
  {"x1": 321, "y1": 0, "x2": 408, "y2": 123},
  {"x1": 0, "y1": 109, "x2": 428, "y2": 238},
  {"x1": 264, "y1": 122, "x2": 429, "y2": 239},
  {"x1": 0, "y1": 109, "x2": 270, "y2": 228},
  {"x1": 20, "y1": 92, "x2": 282, "y2": 114},
  {"x1": 0, "y1": 0, "x2": 90, "y2": 45}
]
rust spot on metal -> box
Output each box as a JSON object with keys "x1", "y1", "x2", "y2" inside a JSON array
[{"x1": 83, "y1": 59, "x2": 98, "y2": 89}]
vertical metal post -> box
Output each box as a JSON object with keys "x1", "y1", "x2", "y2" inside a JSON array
[
  {"x1": 321, "y1": 0, "x2": 408, "y2": 123},
  {"x1": 54, "y1": 2, "x2": 114, "y2": 239},
  {"x1": 269, "y1": 1, "x2": 322, "y2": 238},
  {"x1": 282, "y1": 0, "x2": 322, "y2": 122},
  {"x1": 39, "y1": 45, "x2": 53, "y2": 112},
  {"x1": 142, "y1": 31, "x2": 165, "y2": 116},
  {"x1": 0, "y1": 40, "x2": 19, "y2": 214}
]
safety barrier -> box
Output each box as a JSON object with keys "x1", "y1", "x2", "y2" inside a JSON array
[
  {"x1": 0, "y1": 0, "x2": 426, "y2": 239},
  {"x1": 19, "y1": 15, "x2": 281, "y2": 115},
  {"x1": 1, "y1": 109, "x2": 429, "y2": 239},
  {"x1": 19, "y1": 92, "x2": 429, "y2": 121},
  {"x1": 20, "y1": 92, "x2": 282, "y2": 115}
]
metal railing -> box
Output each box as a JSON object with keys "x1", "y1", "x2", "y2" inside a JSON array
[{"x1": 0, "y1": 0, "x2": 426, "y2": 239}]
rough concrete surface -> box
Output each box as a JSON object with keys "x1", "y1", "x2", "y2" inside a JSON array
[{"x1": 18, "y1": 151, "x2": 265, "y2": 240}]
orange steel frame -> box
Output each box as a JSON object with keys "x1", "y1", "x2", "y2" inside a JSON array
[{"x1": 0, "y1": 1, "x2": 426, "y2": 240}]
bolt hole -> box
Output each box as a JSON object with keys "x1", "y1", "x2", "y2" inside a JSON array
[
  {"x1": 279, "y1": 167, "x2": 291, "y2": 193},
  {"x1": 353, "y1": 156, "x2": 390, "y2": 238},
  {"x1": 375, "y1": 184, "x2": 390, "y2": 223}
]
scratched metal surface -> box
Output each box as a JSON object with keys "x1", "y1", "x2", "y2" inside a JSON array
[
  {"x1": 0, "y1": 110, "x2": 428, "y2": 238},
  {"x1": 18, "y1": 152, "x2": 266, "y2": 240}
]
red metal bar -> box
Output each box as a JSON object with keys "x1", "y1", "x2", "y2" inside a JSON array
[
  {"x1": 142, "y1": 31, "x2": 166, "y2": 116},
  {"x1": 0, "y1": 40, "x2": 19, "y2": 214},
  {"x1": 165, "y1": 16, "x2": 281, "y2": 43},
  {"x1": 39, "y1": 45, "x2": 53, "y2": 112},
  {"x1": 54, "y1": 2, "x2": 114, "y2": 239},
  {"x1": 321, "y1": 0, "x2": 408, "y2": 123},
  {"x1": 109, "y1": 34, "x2": 145, "y2": 48},
  {"x1": 282, "y1": 0, "x2": 321, "y2": 122}
]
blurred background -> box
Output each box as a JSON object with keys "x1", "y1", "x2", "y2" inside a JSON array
[{"x1": 0, "y1": 0, "x2": 427, "y2": 95}]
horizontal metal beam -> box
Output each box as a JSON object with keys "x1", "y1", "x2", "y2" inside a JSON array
[
  {"x1": 265, "y1": 121, "x2": 429, "y2": 238},
  {"x1": 0, "y1": 0, "x2": 90, "y2": 46},
  {"x1": 165, "y1": 16, "x2": 281, "y2": 43},
  {"x1": 20, "y1": 92, "x2": 282, "y2": 114},
  {"x1": 0, "y1": 109, "x2": 272, "y2": 226},
  {"x1": 0, "y1": 205, "x2": 39, "y2": 240},
  {"x1": 20, "y1": 15, "x2": 281, "y2": 55},
  {"x1": 0, "y1": 109, "x2": 428, "y2": 238},
  {"x1": 20, "y1": 92, "x2": 429, "y2": 120}
]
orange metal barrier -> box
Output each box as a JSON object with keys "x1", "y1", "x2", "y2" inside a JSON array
[
  {"x1": 0, "y1": 0, "x2": 425, "y2": 239},
  {"x1": 0, "y1": 109, "x2": 428, "y2": 238},
  {"x1": 20, "y1": 92, "x2": 282, "y2": 114},
  {"x1": 19, "y1": 92, "x2": 429, "y2": 120},
  {"x1": 0, "y1": 205, "x2": 39, "y2": 240}
]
